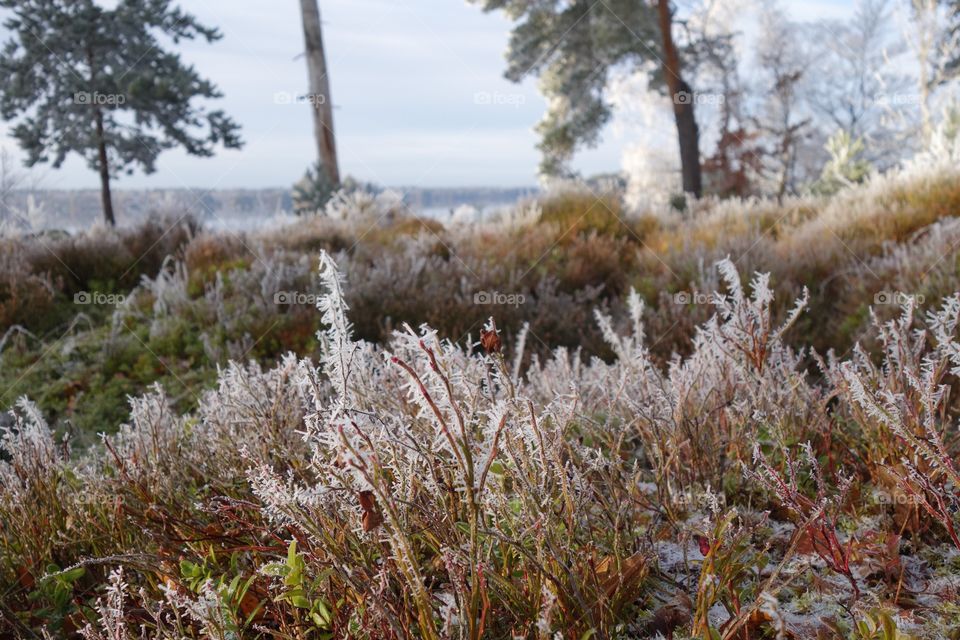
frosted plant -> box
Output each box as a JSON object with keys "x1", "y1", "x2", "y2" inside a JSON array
[
  {"x1": 708, "y1": 259, "x2": 809, "y2": 376},
  {"x1": 849, "y1": 217, "x2": 960, "y2": 321},
  {"x1": 139, "y1": 256, "x2": 191, "y2": 319},
  {"x1": 242, "y1": 251, "x2": 649, "y2": 638},
  {"x1": 811, "y1": 131, "x2": 874, "y2": 196},
  {"x1": 108, "y1": 386, "x2": 185, "y2": 488},
  {"x1": 323, "y1": 187, "x2": 407, "y2": 226},
  {"x1": 79, "y1": 568, "x2": 133, "y2": 640},
  {"x1": 758, "y1": 592, "x2": 789, "y2": 640},
  {"x1": 9, "y1": 184, "x2": 960, "y2": 637},
  {"x1": 0, "y1": 398, "x2": 60, "y2": 505},
  {"x1": 745, "y1": 441, "x2": 859, "y2": 599},
  {"x1": 482, "y1": 200, "x2": 541, "y2": 233},
  {"x1": 197, "y1": 353, "x2": 307, "y2": 463},
  {"x1": 449, "y1": 203, "x2": 480, "y2": 225},
  {"x1": 160, "y1": 579, "x2": 236, "y2": 640},
  {"x1": 524, "y1": 257, "x2": 817, "y2": 513},
  {"x1": 834, "y1": 297, "x2": 960, "y2": 549}
]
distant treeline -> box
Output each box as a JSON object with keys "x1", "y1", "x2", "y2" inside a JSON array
[{"x1": 0, "y1": 186, "x2": 539, "y2": 228}]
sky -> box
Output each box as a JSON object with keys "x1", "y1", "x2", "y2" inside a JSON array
[{"x1": 0, "y1": 0, "x2": 856, "y2": 191}]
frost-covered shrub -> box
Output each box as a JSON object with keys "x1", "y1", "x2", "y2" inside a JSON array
[
  {"x1": 831, "y1": 299, "x2": 960, "y2": 549},
  {"x1": 7, "y1": 161, "x2": 960, "y2": 638},
  {"x1": 0, "y1": 217, "x2": 196, "y2": 337},
  {"x1": 233, "y1": 254, "x2": 656, "y2": 637},
  {"x1": 0, "y1": 242, "x2": 58, "y2": 329},
  {"x1": 5, "y1": 247, "x2": 960, "y2": 638}
]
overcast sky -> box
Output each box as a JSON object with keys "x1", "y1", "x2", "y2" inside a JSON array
[{"x1": 0, "y1": 0, "x2": 856, "y2": 191}]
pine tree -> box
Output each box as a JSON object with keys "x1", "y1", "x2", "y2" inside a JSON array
[
  {"x1": 0, "y1": 0, "x2": 243, "y2": 226},
  {"x1": 811, "y1": 130, "x2": 873, "y2": 196},
  {"x1": 470, "y1": 0, "x2": 704, "y2": 197}
]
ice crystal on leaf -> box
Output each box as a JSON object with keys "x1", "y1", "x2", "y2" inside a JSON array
[{"x1": 9, "y1": 236, "x2": 960, "y2": 638}]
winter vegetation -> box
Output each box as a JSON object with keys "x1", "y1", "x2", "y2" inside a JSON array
[
  {"x1": 4, "y1": 0, "x2": 960, "y2": 638},
  {"x1": 1, "y1": 139, "x2": 960, "y2": 637}
]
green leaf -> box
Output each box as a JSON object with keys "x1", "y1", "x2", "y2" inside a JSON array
[
  {"x1": 60, "y1": 567, "x2": 85, "y2": 583},
  {"x1": 226, "y1": 574, "x2": 242, "y2": 598},
  {"x1": 316, "y1": 599, "x2": 332, "y2": 624},
  {"x1": 284, "y1": 566, "x2": 302, "y2": 587},
  {"x1": 243, "y1": 601, "x2": 264, "y2": 627},
  {"x1": 179, "y1": 560, "x2": 200, "y2": 578},
  {"x1": 291, "y1": 594, "x2": 311, "y2": 609}
]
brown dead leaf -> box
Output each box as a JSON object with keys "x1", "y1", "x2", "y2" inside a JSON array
[
  {"x1": 16, "y1": 564, "x2": 34, "y2": 590},
  {"x1": 238, "y1": 587, "x2": 266, "y2": 622},
  {"x1": 358, "y1": 490, "x2": 384, "y2": 532},
  {"x1": 480, "y1": 328, "x2": 502, "y2": 354},
  {"x1": 643, "y1": 592, "x2": 692, "y2": 639}
]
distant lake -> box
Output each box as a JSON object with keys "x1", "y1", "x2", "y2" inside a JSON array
[{"x1": 2, "y1": 187, "x2": 536, "y2": 234}]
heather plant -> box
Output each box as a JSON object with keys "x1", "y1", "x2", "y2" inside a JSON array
[
  {"x1": 0, "y1": 216, "x2": 196, "y2": 336},
  {"x1": 5, "y1": 161, "x2": 960, "y2": 637},
  {"x1": 3, "y1": 249, "x2": 960, "y2": 638},
  {"x1": 0, "y1": 243, "x2": 59, "y2": 330},
  {"x1": 0, "y1": 356, "x2": 310, "y2": 636},
  {"x1": 4, "y1": 162, "x2": 960, "y2": 405},
  {"x1": 745, "y1": 442, "x2": 859, "y2": 600},
  {"x1": 243, "y1": 253, "x2": 649, "y2": 638},
  {"x1": 539, "y1": 260, "x2": 817, "y2": 517},
  {"x1": 833, "y1": 298, "x2": 960, "y2": 550},
  {"x1": 687, "y1": 501, "x2": 799, "y2": 639}
]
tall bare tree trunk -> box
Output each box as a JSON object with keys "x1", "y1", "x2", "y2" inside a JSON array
[
  {"x1": 87, "y1": 46, "x2": 116, "y2": 226},
  {"x1": 300, "y1": 0, "x2": 340, "y2": 188},
  {"x1": 656, "y1": 0, "x2": 702, "y2": 198},
  {"x1": 94, "y1": 107, "x2": 116, "y2": 226}
]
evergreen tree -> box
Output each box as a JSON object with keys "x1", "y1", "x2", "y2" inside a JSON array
[
  {"x1": 0, "y1": 0, "x2": 243, "y2": 225},
  {"x1": 470, "y1": 0, "x2": 705, "y2": 196},
  {"x1": 810, "y1": 130, "x2": 873, "y2": 196},
  {"x1": 292, "y1": 161, "x2": 337, "y2": 215}
]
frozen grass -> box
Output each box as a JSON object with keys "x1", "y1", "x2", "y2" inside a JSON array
[
  {"x1": 0, "y1": 251, "x2": 959, "y2": 637},
  {"x1": 1, "y1": 160, "x2": 960, "y2": 637}
]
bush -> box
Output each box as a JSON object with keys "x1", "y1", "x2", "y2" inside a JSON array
[
  {"x1": 6, "y1": 163, "x2": 960, "y2": 438},
  {"x1": 4, "y1": 254, "x2": 960, "y2": 638}
]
